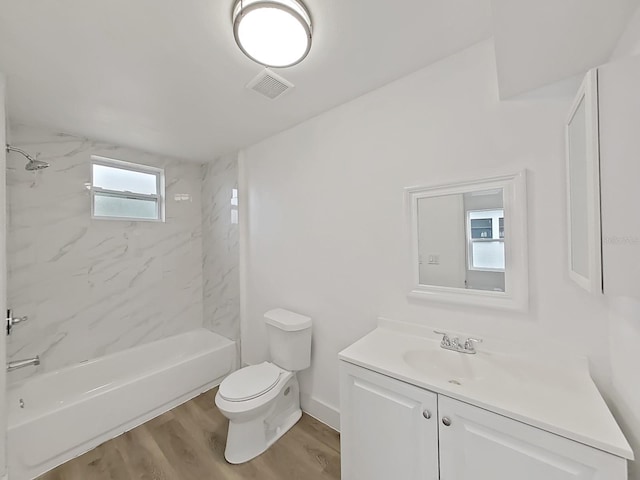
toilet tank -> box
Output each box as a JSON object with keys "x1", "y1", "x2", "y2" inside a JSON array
[{"x1": 264, "y1": 308, "x2": 312, "y2": 371}]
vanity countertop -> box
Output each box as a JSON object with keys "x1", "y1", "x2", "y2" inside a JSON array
[{"x1": 339, "y1": 319, "x2": 634, "y2": 460}]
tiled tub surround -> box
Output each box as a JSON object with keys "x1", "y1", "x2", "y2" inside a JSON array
[
  {"x1": 7, "y1": 124, "x2": 205, "y2": 378},
  {"x1": 201, "y1": 155, "x2": 240, "y2": 344}
]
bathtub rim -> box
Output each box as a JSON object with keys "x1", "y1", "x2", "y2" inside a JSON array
[
  {"x1": 7, "y1": 328, "x2": 235, "y2": 429},
  {"x1": 7, "y1": 329, "x2": 237, "y2": 480}
]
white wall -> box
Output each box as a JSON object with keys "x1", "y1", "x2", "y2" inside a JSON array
[
  {"x1": 240, "y1": 40, "x2": 613, "y2": 430},
  {"x1": 202, "y1": 154, "x2": 240, "y2": 349},
  {"x1": 608, "y1": 298, "x2": 640, "y2": 480},
  {"x1": 6, "y1": 124, "x2": 205, "y2": 379},
  {"x1": 611, "y1": 5, "x2": 640, "y2": 60},
  {"x1": 0, "y1": 73, "x2": 8, "y2": 479},
  {"x1": 599, "y1": 53, "x2": 640, "y2": 480},
  {"x1": 417, "y1": 195, "x2": 465, "y2": 288}
]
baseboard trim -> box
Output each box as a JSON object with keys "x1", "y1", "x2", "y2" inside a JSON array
[{"x1": 301, "y1": 394, "x2": 340, "y2": 432}]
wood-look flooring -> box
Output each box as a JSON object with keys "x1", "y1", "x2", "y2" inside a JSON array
[{"x1": 37, "y1": 388, "x2": 341, "y2": 480}]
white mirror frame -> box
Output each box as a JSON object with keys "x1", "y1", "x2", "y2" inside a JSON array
[
  {"x1": 565, "y1": 69, "x2": 602, "y2": 293},
  {"x1": 405, "y1": 171, "x2": 529, "y2": 311}
]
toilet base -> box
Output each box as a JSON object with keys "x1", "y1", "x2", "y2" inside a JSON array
[{"x1": 222, "y1": 375, "x2": 302, "y2": 464}]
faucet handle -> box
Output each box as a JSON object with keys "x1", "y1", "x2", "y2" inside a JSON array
[
  {"x1": 464, "y1": 337, "x2": 483, "y2": 352},
  {"x1": 6, "y1": 309, "x2": 28, "y2": 336},
  {"x1": 434, "y1": 330, "x2": 451, "y2": 346}
]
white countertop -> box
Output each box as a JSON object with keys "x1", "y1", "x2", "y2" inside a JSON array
[{"x1": 339, "y1": 319, "x2": 634, "y2": 460}]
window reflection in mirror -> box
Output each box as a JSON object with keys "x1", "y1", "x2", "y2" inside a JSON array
[{"x1": 417, "y1": 189, "x2": 505, "y2": 292}]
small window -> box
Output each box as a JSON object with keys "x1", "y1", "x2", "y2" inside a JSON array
[
  {"x1": 470, "y1": 218, "x2": 493, "y2": 239},
  {"x1": 91, "y1": 157, "x2": 164, "y2": 221},
  {"x1": 467, "y1": 209, "x2": 505, "y2": 271}
]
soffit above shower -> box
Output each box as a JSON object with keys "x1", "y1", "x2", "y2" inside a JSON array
[
  {"x1": 0, "y1": 0, "x2": 492, "y2": 161},
  {"x1": 492, "y1": 0, "x2": 640, "y2": 99}
]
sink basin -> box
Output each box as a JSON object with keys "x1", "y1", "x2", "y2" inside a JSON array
[{"x1": 402, "y1": 348, "x2": 486, "y2": 382}]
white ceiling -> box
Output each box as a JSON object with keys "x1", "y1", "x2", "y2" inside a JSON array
[
  {"x1": 492, "y1": 0, "x2": 640, "y2": 98},
  {"x1": 1, "y1": 1, "x2": 637, "y2": 161},
  {"x1": 0, "y1": 0, "x2": 493, "y2": 161}
]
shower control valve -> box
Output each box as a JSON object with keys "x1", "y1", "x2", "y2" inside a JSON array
[{"x1": 7, "y1": 309, "x2": 28, "y2": 336}]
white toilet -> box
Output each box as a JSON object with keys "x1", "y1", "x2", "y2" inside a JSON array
[{"x1": 215, "y1": 308, "x2": 312, "y2": 464}]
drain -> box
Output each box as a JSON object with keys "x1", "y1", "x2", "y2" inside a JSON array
[
  {"x1": 284, "y1": 387, "x2": 291, "y2": 396},
  {"x1": 448, "y1": 379, "x2": 461, "y2": 386}
]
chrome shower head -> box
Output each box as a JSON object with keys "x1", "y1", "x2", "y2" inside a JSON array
[
  {"x1": 6, "y1": 144, "x2": 50, "y2": 171},
  {"x1": 25, "y1": 159, "x2": 50, "y2": 171}
]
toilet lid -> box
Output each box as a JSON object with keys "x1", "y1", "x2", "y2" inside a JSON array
[{"x1": 219, "y1": 362, "x2": 282, "y2": 402}]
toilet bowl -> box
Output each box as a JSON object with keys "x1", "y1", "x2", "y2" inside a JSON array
[
  {"x1": 215, "y1": 308, "x2": 312, "y2": 464},
  {"x1": 215, "y1": 362, "x2": 301, "y2": 464}
]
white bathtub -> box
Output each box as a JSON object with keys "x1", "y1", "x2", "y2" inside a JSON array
[{"x1": 7, "y1": 328, "x2": 236, "y2": 480}]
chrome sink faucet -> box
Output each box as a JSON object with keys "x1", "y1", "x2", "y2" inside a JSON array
[{"x1": 435, "y1": 331, "x2": 482, "y2": 354}]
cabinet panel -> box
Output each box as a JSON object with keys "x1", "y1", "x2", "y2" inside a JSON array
[
  {"x1": 598, "y1": 56, "x2": 640, "y2": 298},
  {"x1": 340, "y1": 362, "x2": 438, "y2": 480},
  {"x1": 565, "y1": 69, "x2": 602, "y2": 293},
  {"x1": 438, "y1": 396, "x2": 626, "y2": 480}
]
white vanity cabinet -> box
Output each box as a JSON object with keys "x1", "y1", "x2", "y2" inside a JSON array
[
  {"x1": 340, "y1": 362, "x2": 439, "y2": 480},
  {"x1": 438, "y1": 395, "x2": 625, "y2": 480},
  {"x1": 340, "y1": 361, "x2": 628, "y2": 480}
]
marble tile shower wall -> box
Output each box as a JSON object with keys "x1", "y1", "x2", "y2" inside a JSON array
[
  {"x1": 7, "y1": 124, "x2": 204, "y2": 379},
  {"x1": 201, "y1": 155, "x2": 240, "y2": 348}
]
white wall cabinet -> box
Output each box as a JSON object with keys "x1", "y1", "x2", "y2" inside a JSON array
[
  {"x1": 598, "y1": 55, "x2": 640, "y2": 300},
  {"x1": 340, "y1": 362, "x2": 627, "y2": 480},
  {"x1": 566, "y1": 55, "x2": 640, "y2": 296},
  {"x1": 565, "y1": 70, "x2": 602, "y2": 293}
]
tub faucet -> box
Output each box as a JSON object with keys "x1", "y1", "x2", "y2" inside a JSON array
[{"x1": 7, "y1": 356, "x2": 40, "y2": 372}]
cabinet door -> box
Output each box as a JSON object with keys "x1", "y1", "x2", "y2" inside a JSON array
[
  {"x1": 340, "y1": 362, "x2": 438, "y2": 480},
  {"x1": 599, "y1": 55, "x2": 640, "y2": 298},
  {"x1": 438, "y1": 396, "x2": 626, "y2": 480},
  {"x1": 565, "y1": 68, "x2": 602, "y2": 293}
]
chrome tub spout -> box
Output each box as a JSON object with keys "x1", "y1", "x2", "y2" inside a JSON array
[{"x1": 7, "y1": 356, "x2": 40, "y2": 372}]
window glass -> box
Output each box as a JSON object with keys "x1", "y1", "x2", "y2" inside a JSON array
[
  {"x1": 471, "y1": 241, "x2": 505, "y2": 270},
  {"x1": 94, "y1": 193, "x2": 158, "y2": 220},
  {"x1": 91, "y1": 158, "x2": 163, "y2": 221},
  {"x1": 470, "y1": 218, "x2": 493, "y2": 239},
  {"x1": 93, "y1": 164, "x2": 157, "y2": 195},
  {"x1": 468, "y1": 209, "x2": 505, "y2": 271}
]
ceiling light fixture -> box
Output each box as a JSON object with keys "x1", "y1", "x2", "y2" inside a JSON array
[{"x1": 232, "y1": 0, "x2": 313, "y2": 68}]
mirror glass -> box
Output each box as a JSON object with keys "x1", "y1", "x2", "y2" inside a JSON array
[
  {"x1": 407, "y1": 171, "x2": 528, "y2": 310},
  {"x1": 564, "y1": 69, "x2": 601, "y2": 294},
  {"x1": 417, "y1": 189, "x2": 505, "y2": 292},
  {"x1": 567, "y1": 96, "x2": 589, "y2": 278}
]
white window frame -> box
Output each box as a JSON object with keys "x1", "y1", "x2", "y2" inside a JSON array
[
  {"x1": 466, "y1": 208, "x2": 505, "y2": 273},
  {"x1": 90, "y1": 156, "x2": 165, "y2": 222}
]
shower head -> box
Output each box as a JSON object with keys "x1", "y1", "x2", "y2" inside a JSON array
[
  {"x1": 6, "y1": 144, "x2": 50, "y2": 171},
  {"x1": 25, "y1": 158, "x2": 50, "y2": 171}
]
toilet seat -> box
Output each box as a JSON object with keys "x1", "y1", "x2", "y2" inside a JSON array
[{"x1": 219, "y1": 362, "x2": 282, "y2": 402}]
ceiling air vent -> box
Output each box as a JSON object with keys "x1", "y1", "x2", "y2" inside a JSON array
[{"x1": 247, "y1": 69, "x2": 294, "y2": 100}]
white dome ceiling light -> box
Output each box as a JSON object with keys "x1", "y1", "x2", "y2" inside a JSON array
[{"x1": 232, "y1": 0, "x2": 313, "y2": 68}]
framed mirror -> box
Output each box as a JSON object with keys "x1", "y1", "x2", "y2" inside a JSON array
[
  {"x1": 406, "y1": 171, "x2": 528, "y2": 310},
  {"x1": 565, "y1": 69, "x2": 602, "y2": 293}
]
